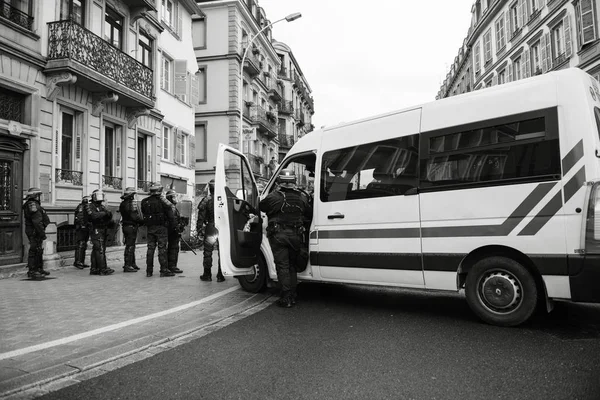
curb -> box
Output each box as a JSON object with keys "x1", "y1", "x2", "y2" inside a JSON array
[{"x1": 0, "y1": 292, "x2": 275, "y2": 399}]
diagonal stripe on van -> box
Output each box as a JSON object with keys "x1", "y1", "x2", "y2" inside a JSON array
[
  {"x1": 316, "y1": 182, "x2": 557, "y2": 239},
  {"x1": 561, "y1": 139, "x2": 584, "y2": 176},
  {"x1": 563, "y1": 166, "x2": 586, "y2": 204},
  {"x1": 517, "y1": 191, "x2": 563, "y2": 236}
]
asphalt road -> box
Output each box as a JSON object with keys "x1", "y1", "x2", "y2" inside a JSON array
[{"x1": 38, "y1": 282, "x2": 600, "y2": 400}]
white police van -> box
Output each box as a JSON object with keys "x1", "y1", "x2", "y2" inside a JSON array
[{"x1": 214, "y1": 68, "x2": 600, "y2": 327}]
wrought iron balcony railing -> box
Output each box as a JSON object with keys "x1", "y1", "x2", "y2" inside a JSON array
[
  {"x1": 278, "y1": 134, "x2": 294, "y2": 148},
  {"x1": 249, "y1": 105, "x2": 278, "y2": 137},
  {"x1": 137, "y1": 180, "x2": 151, "y2": 192},
  {"x1": 553, "y1": 52, "x2": 567, "y2": 67},
  {"x1": 56, "y1": 168, "x2": 83, "y2": 186},
  {"x1": 47, "y1": 20, "x2": 153, "y2": 99},
  {"x1": 0, "y1": 2, "x2": 33, "y2": 30},
  {"x1": 278, "y1": 67, "x2": 288, "y2": 79},
  {"x1": 279, "y1": 100, "x2": 294, "y2": 114},
  {"x1": 103, "y1": 175, "x2": 123, "y2": 190}
]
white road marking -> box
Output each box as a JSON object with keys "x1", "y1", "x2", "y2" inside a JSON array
[{"x1": 0, "y1": 286, "x2": 240, "y2": 361}]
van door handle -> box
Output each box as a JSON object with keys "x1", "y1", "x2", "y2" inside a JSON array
[{"x1": 328, "y1": 213, "x2": 345, "y2": 219}]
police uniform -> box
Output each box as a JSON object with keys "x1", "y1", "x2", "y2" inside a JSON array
[
  {"x1": 141, "y1": 184, "x2": 176, "y2": 277},
  {"x1": 73, "y1": 196, "x2": 91, "y2": 269},
  {"x1": 120, "y1": 187, "x2": 144, "y2": 273},
  {"x1": 23, "y1": 188, "x2": 50, "y2": 279},
  {"x1": 86, "y1": 190, "x2": 115, "y2": 276},
  {"x1": 259, "y1": 170, "x2": 312, "y2": 307},
  {"x1": 166, "y1": 189, "x2": 185, "y2": 274},
  {"x1": 197, "y1": 180, "x2": 224, "y2": 282}
]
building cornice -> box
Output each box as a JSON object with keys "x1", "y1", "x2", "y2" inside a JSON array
[
  {"x1": 194, "y1": 110, "x2": 238, "y2": 118},
  {"x1": 0, "y1": 41, "x2": 45, "y2": 69}
]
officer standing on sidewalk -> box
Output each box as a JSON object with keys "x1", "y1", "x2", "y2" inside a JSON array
[
  {"x1": 259, "y1": 170, "x2": 312, "y2": 308},
  {"x1": 197, "y1": 180, "x2": 225, "y2": 282},
  {"x1": 165, "y1": 189, "x2": 186, "y2": 274},
  {"x1": 86, "y1": 189, "x2": 115, "y2": 276},
  {"x1": 120, "y1": 187, "x2": 144, "y2": 273},
  {"x1": 23, "y1": 187, "x2": 50, "y2": 279},
  {"x1": 73, "y1": 195, "x2": 91, "y2": 269},
  {"x1": 141, "y1": 183, "x2": 176, "y2": 277}
]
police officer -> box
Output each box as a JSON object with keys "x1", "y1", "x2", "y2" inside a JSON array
[
  {"x1": 197, "y1": 179, "x2": 225, "y2": 282},
  {"x1": 86, "y1": 189, "x2": 115, "y2": 276},
  {"x1": 73, "y1": 195, "x2": 91, "y2": 269},
  {"x1": 120, "y1": 187, "x2": 144, "y2": 273},
  {"x1": 23, "y1": 187, "x2": 50, "y2": 279},
  {"x1": 259, "y1": 169, "x2": 312, "y2": 308},
  {"x1": 165, "y1": 189, "x2": 185, "y2": 274},
  {"x1": 141, "y1": 183, "x2": 176, "y2": 277}
]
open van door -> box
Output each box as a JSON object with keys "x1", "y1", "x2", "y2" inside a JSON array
[{"x1": 214, "y1": 144, "x2": 262, "y2": 276}]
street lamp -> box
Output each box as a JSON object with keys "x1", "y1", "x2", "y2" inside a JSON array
[{"x1": 238, "y1": 12, "x2": 302, "y2": 152}]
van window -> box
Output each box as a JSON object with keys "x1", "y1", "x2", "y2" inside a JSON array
[
  {"x1": 270, "y1": 153, "x2": 316, "y2": 197},
  {"x1": 320, "y1": 135, "x2": 419, "y2": 202}
]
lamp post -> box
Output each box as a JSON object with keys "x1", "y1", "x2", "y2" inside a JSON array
[{"x1": 238, "y1": 12, "x2": 302, "y2": 153}]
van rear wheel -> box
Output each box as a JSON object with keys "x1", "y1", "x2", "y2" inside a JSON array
[
  {"x1": 465, "y1": 256, "x2": 538, "y2": 327},
  {"x1": 237, "y1": 254, "x2": 267, "y2": 293}
]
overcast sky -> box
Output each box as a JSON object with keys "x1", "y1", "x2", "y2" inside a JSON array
[{"x1": 258, "y1": 0, "x2": 475, "y2": 129}]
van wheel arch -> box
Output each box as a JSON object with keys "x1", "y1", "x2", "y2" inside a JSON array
[
  {"x1": 457, "y1": 245, "x2": 548, "y2": 309},
  {"x1": 236, "y1": 252, "x2": 268, "y2": 293}
]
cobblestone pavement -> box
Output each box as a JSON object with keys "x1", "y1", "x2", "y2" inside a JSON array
[{"x1": 0, "y1": 250, "x2": 272, "y2": 397}]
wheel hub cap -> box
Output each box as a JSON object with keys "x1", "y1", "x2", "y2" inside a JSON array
[{"x1": 481, "y1": 272, "x2": 520, "y2": 310}]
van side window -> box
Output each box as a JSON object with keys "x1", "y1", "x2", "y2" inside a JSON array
[
  {"x1": 421, "y1": 113, "x2": 560, "y2": 188},
  {"x1": 320, "y1": 135, "x2": 419, "y2": 202}
]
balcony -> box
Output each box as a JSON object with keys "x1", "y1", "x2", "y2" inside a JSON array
[
  {"x1": 278, "y1": 67, "x2": 289, "y2": 80},
  {"x1": 242, "y1": 46, "x2": 261, "y2": 77},
  {"x1": 103, "y1": 175, "x2": 123, "y2": 190},
  {"x1": 120, "y1": 0, "x2": 157, "y2": 9},
  {"x1": 246, "y1": 154, "x2": 263, "y2": 176},
  {"x1": 278, "y1": 133, "x2": 294, "y2": 149},
  {"x1": 46, "y1": 20, "x2": 154, "y2": 108},
  {"x1": 0, "y1": 2, "x2": 33, "y2": 30},
  {"x1": 297, "y1": 111, "x2": 305, "y2": 127},
  {"x1": 279, "y1": 100, "x2": 294, "y2": 115},
  {"x1": 56, "y1": 168, "x2": 83, "y2": 186},
  {"x1": 267, "y1": 79, "x2": 282, "y2": 103},
  {"x1": 249, "y1": 105, "x2": 277, "y2": 138}
]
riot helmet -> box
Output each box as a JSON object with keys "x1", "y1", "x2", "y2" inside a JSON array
[
  {"x1": 82, "y1": 195, "x2": 91, "y2": 204},
  {"x1": 277, "y1": 169, "x2": 296, "y2": 186},
  {"x1": 26, "y1": 187, "x2": 42, "y2": 201},
  {"x1": 121, "y1": 187, "x2": 137, "y2": 200},
  {"x1": 208, "y1": 179, "x2": 215, "y2": 195},
  {"x1": 91, "y1": 189, "x2": 105, "y2": 203},
  {"x1": 166, "y1": 189, "x2": 178, "y2": 204}
]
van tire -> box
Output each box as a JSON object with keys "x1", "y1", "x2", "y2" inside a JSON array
[
  {"x1": 465, "y1": 256, "x2": 537, "y2": 327},
  {"x1": 237, "y1": 254, "x2": 267, "y2": 293}
]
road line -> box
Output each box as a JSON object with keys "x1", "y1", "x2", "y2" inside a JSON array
[{"x1": 0, "y1": 286, "x2": 240, "y2": 361}]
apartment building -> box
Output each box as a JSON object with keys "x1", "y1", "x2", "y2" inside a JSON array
[
  {"x1": 0, "y1": 0, "x2": 200, "y2": 268},
  {"x1": 273, "y1": 40, "x2": 315, "y2": 164},
  {"x1": 437, "y1": 0, "x2": 600, "y2": 99},
  {"x1": 193, "y1": 0, "x2": 314, "y2": 192}
]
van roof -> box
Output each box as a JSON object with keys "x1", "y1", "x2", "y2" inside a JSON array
[{"x1": 288, "y1": 68, "x2": 588, "y2": 156}]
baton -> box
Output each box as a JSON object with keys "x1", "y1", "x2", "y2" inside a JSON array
[{"x1": 180, "y1": 235, "x2": 197, "y2": 255}]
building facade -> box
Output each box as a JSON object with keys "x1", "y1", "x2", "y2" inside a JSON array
[
  {"x1": 0, "y1": 0, "x2": 200, "y2": 268},
  {"x1": 193, "y1": 0, "x2": 314, "y2": 192},
  {"x1": 273, "y1": 41, "x2": 315, "y2": 164},
  {"x1": 437, "y1": 0, "x2": 600, "y2": 99}
]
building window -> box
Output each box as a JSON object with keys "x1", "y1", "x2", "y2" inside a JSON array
[
  {"x1": 495, "y1": 15, "x2": 506, "y2": 51},
  {"x1": 161, "y1": 0, "x2": 180, "y2": 35},
  {"x1": 175, "y1": 130, "x2": 186, "y2": 165},
  {"x1": 192, "y1": 16, "x2": 206, "y2": 48},
  {"x1": 161, "y1": 54, "x2": 172, "y2": 92},
  {"x1": 139, "y1": 31, "x2": 153, "y2": 68},
  {"x1": 163, "y1": 125, "x2": 171, "y2": 160},
  {"x1": 195, "y1": 124, "x2": 207, "y2": 162},
  {"x1": 552, "y1": 21, "x2": 565, "y2": 60},
  {"x1": 474, "y1": 42, "x2": 481, "y2": 73},
  {"x1": 529, "y1": 0, "x2": 538, "y2": 16},
  {"x1": 55, "y1": 107, "x2": 83, "y2": 185},
  {"x1": 60, "y1": 0, "x2": 84, "y2": 25},
  {"x1": 137, "y1": 134, "x2": 151, "y2": 187},
  {"x1": 498, "y1": 69, "x2": 506, "y2": 84},
  {"x1": 0, "y1": 88, "x2": 24, "y2": 122},
  {"x1": 576, "y1": 0, "x2": 597, "y2": 46},
  {"x1": 104, "y1": 6, "x2": 123, "y2": 49},
  {"x1": 103, "y1": 122, "x2": 122, "y2": 189},
  {"x1": 484, "y1": 29, "x2": 492, "y2": 63},
  {"x1": 513, "y1": 57, "x2": 522, "y2": 80},
  {"x1": 2, "y1": 0, "x2": 34, "y2": 30},
  {"x1": 531, "y1": 41, "x2": 541, "y2": 74}
]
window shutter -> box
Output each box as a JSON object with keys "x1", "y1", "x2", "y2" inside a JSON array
[
  {"x1": 580, "y1": 0, "x2": 597, "y2": 45},
  {"x1": 474, "y1": 42, "x2": 481, "y2": 73},
  {"x1": 508, "y1": 61, "x2": 513, "y2": 82},
  {"x1": 564, "y1": 13, "x2": 573, "y2": 58},
  {"x1": 115, "y1": 126, "x2": 122, "y2": 177},
  {"x1": 189, "y1": 132, "x2": 195, "y2": 169},
  {"x1": 540, "y1": 32, "x2": 548, "y2": 72},
  {"x1": 191, "y1": 72, "x2": 200, "y2": 106},
  {"x1": 534, "y1": 0, "x2": 540, "y2": 11},
  {"x1": 520, "y1": 58, "x2": 526, "y2": 80},
  {"x1": 492, "y1": 74, "x2": 498, "y2": 86},
  {"x1": 174, "y1": 60, "x2": 188, "y2": 102},
  {"x1": 175, "y1": 129, "x2": 182, "y2": 164},
  {"x1": 517, "y1": 0, "x2": 524, "y2": 29},
  {"x1": 524, "y1": 48, "x2": 531, "y2": 77},
  {"x1": 177, "y1": 1, "x2": 182, "y2": 36},
  {"x1": 160, "y1": 56, "x2": 165, "y2": 90},
  {"x1": 545, "y1": 32, "x2": 552, "y2": 70},
  {"x1": 504, "y1": 10, "x2": 509, "y2": 44}
]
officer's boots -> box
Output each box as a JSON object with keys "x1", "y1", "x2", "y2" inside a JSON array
[
  {"x1": 99, "y1": 267, "x2": 115, "y2": 276},
  {"x1": 123, "y1": 265, "x2": 137, "y2": 272},
  {"x1": 276, "y1": 292, "x2": 293, "y2": 308},
  {"x1": 27, "y1": 268, "x2": 45, "y2": 280},
  {"x1": 160, "y1": 268, "x2": 175, "y2": 277},
  {"x1": 199, "y1": 268, "x2": 212, "y2": 281},
  {"x1": 169, "y1": 266, "x2": 183, "y2": 274},
  {"x1": 216, "y1": 270, "x2": 225, "y2": 282},
  {"x1": 146, "y1": 267, "x2": 153, "y2": 277}
]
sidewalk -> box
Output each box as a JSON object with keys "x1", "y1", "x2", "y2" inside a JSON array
[{"x1": 0, "y1": 250, "x2": 273, "y2": 398}]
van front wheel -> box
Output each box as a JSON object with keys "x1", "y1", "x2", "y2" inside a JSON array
[
  {"x1": 465, "y1": 256, "x2": 538, "y2": 327},
  {"x1": 237, "y1": 254, "x2": 267, "y2": 293}
]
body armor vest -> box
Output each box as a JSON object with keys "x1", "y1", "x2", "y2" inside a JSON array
[
  {"x1": 198, "y1": 196, "x2": 215, "y2": 225},
  {"x1": 120, "y1": 198, "x2": 143, "y2": 226},
  {"x1": 268, "y1": 189, "x2": 306, "y2": 225},
  {"x1": 141, "y1": 195, "x2": 166, "y2": 226},
  {"x1": 87, "y1": 202, "x2": 112, "y2": 227},
  {"x1": 75, "y1": 203, "x2": 89, "y2": 228}
]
